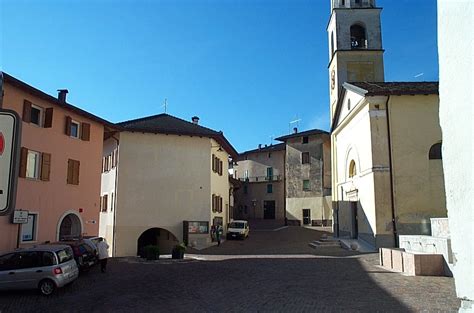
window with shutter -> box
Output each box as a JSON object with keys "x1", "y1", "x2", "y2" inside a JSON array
[
  {"x1": 22, "y1": 100, "x2": 32, "y2": 123},
  {"x1": 211, "y1": 154, "x2": 215, "y2": 172},
  {"x1": 219, "y1": 160, "x2": 223, "y2": 175},
  {"x1": 44, "y1": 108, "x2": 53, "y2": 128},
  {"x1": 19, "y1": 147, "x2": 28, "y2": 178},
  {"x1": 302, "y1": 152, "x2": 310, "y2": 164},
  {"x1": 65, "y1": 116, "x2": 72, "y2": 136},
  {"x1": 211, "y1": 194, "x2": 215, "y2": 212},
  {"x1": 81, "y1": 123, "x2": 91, "y2": 141},
  {"x1": 40, "y1": 153, "x2": 51, "y2": 181},
  {"x1": 67, "y1": 159, "x2": 80, "y2": 185}
]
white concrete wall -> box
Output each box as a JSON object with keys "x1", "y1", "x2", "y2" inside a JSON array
[
  {"x1": 99, "y1": 136, "x2": 119, "y2": 256},
  {"x1": 438, "y1": 0, "x2": 474, "y2": 309}
]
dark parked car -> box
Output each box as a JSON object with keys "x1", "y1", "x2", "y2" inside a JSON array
[{"x1": 49, "y1": 241, "x2": 97, "y2": 271}]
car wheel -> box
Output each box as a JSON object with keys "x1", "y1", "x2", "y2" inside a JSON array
[{"x1": 39, "y1": 279, "x2": 56, "y2": 296}]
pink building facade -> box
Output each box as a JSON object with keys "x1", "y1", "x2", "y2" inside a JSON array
[{"x1": 0, "y1": 73, "x2": 111, "y2": 253}]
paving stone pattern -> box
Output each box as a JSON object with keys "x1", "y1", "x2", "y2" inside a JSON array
[{"x1": 0, "y1": 227, "x2": 460, "y2": 312}]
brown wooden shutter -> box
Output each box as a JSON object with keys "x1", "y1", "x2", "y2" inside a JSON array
[
  {"x1": 73, "y1": 160, "x2": 80, "y2": 185},
  {"x1": 22, "y1": 100, "x2": 32, "y2": 123},
  {"x1": 65, "y1": 116, "x2": 72, "y2": 136},
  {"x1": 81, "y1": 123, "x2": 91, "y2": 141},
  {"x1": 219, "y1": 160, "x2": 223, "y2": 175},
  {"x1": 19, "y1": 147, "x2": 28, "y2": 178},
  {"x1": 67, "y1": 159, "x2": 74, "y2": 184},
  {"x1": 104, "y1": 194, "x2": 108, "y2": 212},
  {"x1": 219, "y1": 197, "x2": 223, "y2": 213},
  {"x1": 44, "y1": 108, "x2": 54, "y2": 128},
  {"x1": 40, "y1": 153, "x2": 51, "y2": 181}
]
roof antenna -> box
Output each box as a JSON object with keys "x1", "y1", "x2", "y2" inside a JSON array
[
  {"x1": 161, "y1": 98, "x2": 168, "y2": 113},
  {"x1": 289, "y1": 117, "x2": 302, "y2": 134}
]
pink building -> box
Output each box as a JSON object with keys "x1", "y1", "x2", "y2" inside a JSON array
[{"x1": 0, "y1": 72, "x2": 114, "y2": 253}]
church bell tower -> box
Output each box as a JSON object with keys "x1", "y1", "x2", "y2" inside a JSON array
[{"x1": 327, "y1": 0, "x2": 385, "y2": 120}]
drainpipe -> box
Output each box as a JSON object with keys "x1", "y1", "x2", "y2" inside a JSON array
[{"x1": 385, "y1": 96, "x2": 398, "y2": 246}]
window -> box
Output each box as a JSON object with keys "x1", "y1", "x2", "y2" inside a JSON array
[
  {"x1": 67, "y1": 159, "x2": 80, "y2": 185},
  {"x1": 302, "y1": 152, "x2": 310, "y2": 164},
  {"x1": 244, "y1": 185, "x2": 248, "y2": 194},
  {"x1": 100, "y1": 194, "x2": 108, "y2": 212},
  {"x1": 26, "y1": 150, "x2": 41, "y2": 179},
  {"x1": 347, "y1": 99, "x2": 351, "y2": 110},
  {"x1": 70, "y1": 121, "x2": 80, "y2": 138},
  {"x1": 267, "y1": 184, "x2": 273, "y2": 194},
  {"x1": 268, "y1": 152, "x2": 272, "y2": 158},
  {"x1": 349, "y1": 160, "x2": 357, "y2": 178},
  {"x1": 110, "y1": 193, "x2": 114, "y2": 211},
  {"x1": 21, "y1": 213, "x2": 38, "y2": 242},
  {"x1": 429, "y1": 143, "x2": 442, "y2": 160},
  {"x1": 30, "y1": 105, "x2": 43, "y2": 127},
  {"x1": 244, "y1": 170, "x2": 249, "y2": 180},
  {"x1": 302, "y1": 136, "x2": 309, "y2": 144},
  {"x1": 266, "y1": 167, "x2": 273, "y2": 180},
  {"x1": 303, "y1": 180, "x2": 310, "y2": 191},
  {"x1": 350, "y1": 24, "x2": 367, "y2": 49}
]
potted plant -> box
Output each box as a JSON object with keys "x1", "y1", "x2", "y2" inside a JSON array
[
  {"x1": 143, "y1": 245, "x2": 160, "y2": 260},
  {"x1": 172, "y1": 243, "x2": 186, "y2": 259}
]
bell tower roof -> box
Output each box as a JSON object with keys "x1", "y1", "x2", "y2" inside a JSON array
[{"x1": 331, "y1": 0, "x2": 377, "y2": 10}]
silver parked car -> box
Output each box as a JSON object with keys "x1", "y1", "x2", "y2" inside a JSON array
[{"x1": 0, "y1": 245, "x2": 79, "y2": 295}]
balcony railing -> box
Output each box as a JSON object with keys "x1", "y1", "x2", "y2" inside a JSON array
[{"x1": 238, "y1": 175, "x2": 281, "y2": 183}]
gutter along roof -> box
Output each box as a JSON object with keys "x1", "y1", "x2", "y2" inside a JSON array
[{"x1": 117, "y1": 113, "x2": 238, "y2": 158}]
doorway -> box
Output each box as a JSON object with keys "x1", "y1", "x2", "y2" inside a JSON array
[
  {"x1": 350, "y1": 201, "x2": 358, "y2": 239},
  {"x1": 302, "y1": 209, "x2": 311, "y2": 225},
  {"x1": 263, "y1": 201, "x2": 275, "y2": 219},
  {"x1": 58, "y1": 213, "x2": 82, "y2": 240}
]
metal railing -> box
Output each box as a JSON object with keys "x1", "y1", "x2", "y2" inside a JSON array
[{"x1": 238, "y1": 175, "x2": 281, "y2": 182}]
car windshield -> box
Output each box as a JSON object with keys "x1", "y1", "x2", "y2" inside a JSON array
[
  {"x1": 229, "y1": 222, "x2": 245, "y2": 229},
  {"x1": 56, "y1": 248, "x2": 74, "y2": 264}
]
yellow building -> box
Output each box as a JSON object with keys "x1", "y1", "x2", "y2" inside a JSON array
[
  {"x1": 328, "y1": 0, "x2": 446, "y2": 248},
  {"x1": 99, "y1": 114, "x2": 237, "y2": 256},
  {"x1": 331, "y1": 82, "x2": 446, "y2": 248}
]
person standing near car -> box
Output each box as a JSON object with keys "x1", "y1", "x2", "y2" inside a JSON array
[{"x1": 97, "y1": 238, "x2": 109, "y2": 273}]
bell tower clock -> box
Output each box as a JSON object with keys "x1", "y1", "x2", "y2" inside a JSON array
[{"x1": 327, "y1": 0, "x2": 385, "y2": 121}]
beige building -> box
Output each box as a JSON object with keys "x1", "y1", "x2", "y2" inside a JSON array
[
  {"x1": 233, "y1": 143, "x2": 286, "y2": 222},
  {"x1": 99, "y1": 114, "x2": 237, "y2": 257},
  {"x1": 328, "y1": 0, "x2": 446, "y2": 248}
]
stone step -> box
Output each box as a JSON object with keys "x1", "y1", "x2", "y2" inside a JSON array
[
  {"x1": 308, "y1": 240, "x2": 341, "y2": 248},
  {"x1": 319, "y1": 237, "x2": 340, "y2": 243}
]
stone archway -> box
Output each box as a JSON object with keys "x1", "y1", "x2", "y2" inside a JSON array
[
  {"x1": 58, "y1": 213, "x2": 82, "y2": 240},
  {"x1": 137, "y1": 228, "x2": 179, "y2": 256}
]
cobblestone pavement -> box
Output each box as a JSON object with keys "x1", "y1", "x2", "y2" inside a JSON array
[{"x1": 0, "y1": 227, "x2": 460, "y2": 313}]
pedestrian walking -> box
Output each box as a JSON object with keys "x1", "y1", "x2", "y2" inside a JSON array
[
  {"x1": 216, "y1": 225, "x2": 223, "y2": 246},
  {"x1": 97, "y1": 238, "x2": 109, "y2": 273}
]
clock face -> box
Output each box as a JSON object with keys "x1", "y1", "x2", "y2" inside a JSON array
[{"x1": 331, "y1": 70, "x2": 335, "y2": 90}]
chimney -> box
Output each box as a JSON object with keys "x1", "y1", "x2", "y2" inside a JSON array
[
  {"x1": 58, "y1": 89, "x2": 68, "y2": 103},
  {"x1": 258, "y1": 144, "x2": 262, "y2": 149},
  {"x1": 293, "y1": 127, "x2": 298, "y2": 134},
  {"x1": 192, "y1": 116, "x2": 200, "y2": 125}
]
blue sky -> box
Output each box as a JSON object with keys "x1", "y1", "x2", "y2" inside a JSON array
[{"x1": 1, "y1": 0, "x2": 438, "y2": 152}]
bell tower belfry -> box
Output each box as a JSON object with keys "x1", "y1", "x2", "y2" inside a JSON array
[{"x1": 327, "y1": 0, "x2": 385, "y2": 120}]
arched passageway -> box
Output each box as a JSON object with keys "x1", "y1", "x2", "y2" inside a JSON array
[{"x1": 137, "y1": 228, "x2": 179, "y2": 256}]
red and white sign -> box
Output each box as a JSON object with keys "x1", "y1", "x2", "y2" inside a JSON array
[{"x1": 0, "y1": 110, "x2": 21, "y2": 215}]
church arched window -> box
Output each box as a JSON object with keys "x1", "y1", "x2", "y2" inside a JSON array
[
  {"x1": 350, "y1": 24, "x2": 367, "y2": 49},
  {"x1": 349, "y1": 160, "x2": 357, "y2": 178},
  {"x1": 429, "y1": 142, "x2": 442, "y2": 160}
]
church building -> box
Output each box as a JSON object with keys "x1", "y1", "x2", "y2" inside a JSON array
[{"x1": 328, "y1": 0, "x2": 447, "y2": 248}]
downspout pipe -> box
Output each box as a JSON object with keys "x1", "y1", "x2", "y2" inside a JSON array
[{"x1": 385, "y1": 96, "x2": 398, "y2": 246}]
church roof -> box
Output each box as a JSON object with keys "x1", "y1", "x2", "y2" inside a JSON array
[
  {"x1": 346, "y1": 81, "x2": 439, "y2": 96},
  {"x1": 117, "y1": 113, "x2": 238, "y2": 157},
  {"x1": 275, "y1": 128, "x2": 329, "y2": 141},
  {"x1": 331, "y1": 81, "x2": 439, "y2": 132}
]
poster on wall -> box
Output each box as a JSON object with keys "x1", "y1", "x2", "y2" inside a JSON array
[{"x1": 188, "y1": 221, "x2": 209, "y2": 234}]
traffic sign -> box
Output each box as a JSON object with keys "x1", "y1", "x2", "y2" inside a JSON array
[{"x1": 0, "y1": 109, "x2": 21, "y2": 215}]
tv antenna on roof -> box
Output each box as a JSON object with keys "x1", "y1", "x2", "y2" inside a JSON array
[
  {"x1": 289, "y1": 117, "x2": 302, "y2": 134},
  {"x1": 161, "y1": 98, "x2": 168, "y2": 113}
]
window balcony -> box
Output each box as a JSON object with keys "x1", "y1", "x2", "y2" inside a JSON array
[{"x1": 239, "y1": 175, "x2": 282, "y2": 183}]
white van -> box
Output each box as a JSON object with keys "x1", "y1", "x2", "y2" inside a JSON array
[{"x1": 227, "y1": 220, "x2": 250, "y2": 240}]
